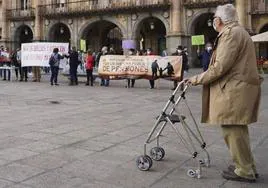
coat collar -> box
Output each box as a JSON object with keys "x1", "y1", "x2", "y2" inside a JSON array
[
  {"x1": 218, "y1": 21, "x2": 239, "y2": 36},
  {"x1": 212, "y1": 21, "x2": 239, "y2": 51}
]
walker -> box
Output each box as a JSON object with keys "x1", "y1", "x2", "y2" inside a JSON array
[{"x1": 136, "y1": 81, "x2": 210, "y2": 178}]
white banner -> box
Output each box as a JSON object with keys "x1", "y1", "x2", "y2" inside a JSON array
[
  {"x1": 98, "y1": 55, "x2": 182, "y2": 80},
  {"x1": 21, "y1": 42, "x2": 69, "y2": 67}
]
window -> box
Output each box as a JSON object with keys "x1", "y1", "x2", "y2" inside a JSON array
[
  {"x1": 53, "y1": 0, "x2": 66, "y2": 8},
  {"x1": 90, "y1": 0, "x2": 98, "y2": 4},
  {"x1": 20, "y1": 0, "x2": 28, "y2": 10}
]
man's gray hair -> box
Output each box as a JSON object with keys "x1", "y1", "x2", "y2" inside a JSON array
[{"x1": 215, "y1": 4, "x2": 238, "y2": 24}]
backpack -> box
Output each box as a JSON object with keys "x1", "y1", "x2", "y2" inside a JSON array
[{"x1": 49, "y1": 55, "x2": 56, "y2": 66}]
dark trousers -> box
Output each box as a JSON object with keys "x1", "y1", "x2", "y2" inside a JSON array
[
  {"x1": 127, "y1": 79, "x2": 135, "y2": 88},
  {"x1": 173, "y1": 68, "x2": 185, "y2": 90},
  {"x1": 20, "y1": 67, "x2": 28, "y2": 81},
  {"x1": 50, "y1": 66, "x2": 59, "y2": 84},
  {"x1": 86, "y1": 69, "x2": 93, "y2": 86},
  {"x1": 15, "y1": 67, "x2": 19, "y2": 79},
  {"x1": 3, "y1": 69, "x2": 11, "y2": 80},
  {"x1": 101, "y1": 78, "x2": 110, "y2": 86},
  {"x1": 149, "y1": 71, "x2": 157, "y2": 89},
  {"x1": 0, "y1": 65, "x2": 2, "y2": 77},
  {"x1": 152, "y1": 70, "x2": 157, "y2": 78},
  {"x1": 149, "y1": 80, "x2": 155, "y2": 89},
  {"x1": 70, "y1": 66, "x2": 78, "y2": 84}
]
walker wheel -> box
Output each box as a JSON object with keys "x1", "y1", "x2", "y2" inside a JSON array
[
  {"x1": 187, "y1": 169, "x2": 196, "y2": 178},
  {"x1": 200, "y1": 159, "x2": 210, "y2": 167},
  {"x1": 199, "y1": 160, "x2": 205, "y2": 166},
  {"x1": 205, "y1": 158, "x2": 211, "y2": 167},
  {"x1": 136, "y1": 155, "x2": 153, "y2": 171},
  {"x1": 150, "y1": 147, "x2": 165, "y2": 161},
  {"x1": 159, "y1": 147, "x2": 165, "y2": 158},
  {"x1": 144, "y1": 155, "x2": 153, "y2": 168}
]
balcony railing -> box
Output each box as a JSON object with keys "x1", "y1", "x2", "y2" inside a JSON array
[
  {"x1": 6, "y1": 8, "x2": 35, "y2": 21},
  {"x1": 183, "y1": 0, "x2": 235, "y2": 9},
  {"x1": 251, "y1": 0, "x2": 268, "y2": 15},
  {"x1": 39, "y1": 0, "x2": 171, "y2": 18}
]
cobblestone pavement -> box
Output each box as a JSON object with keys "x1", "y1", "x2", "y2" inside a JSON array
[{"x1": 0, "y1": 69, "x2": 267, "y2": 188}]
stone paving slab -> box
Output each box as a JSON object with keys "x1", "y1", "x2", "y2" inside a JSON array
[
  {"x1": 0, "y1": 163, "x2": 45, "y2": 183},
  {"x1": 0, "y1": 69, "x2": 267, "y2": 188}
]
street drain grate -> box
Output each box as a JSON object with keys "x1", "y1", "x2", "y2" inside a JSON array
[{"x1": 49, "y1": 100, "x2": 60, "y2": 104}]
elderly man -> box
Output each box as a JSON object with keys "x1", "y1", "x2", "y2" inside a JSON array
[{"x1": 187, "y1": 4, "x2": 262, "y2": 183}]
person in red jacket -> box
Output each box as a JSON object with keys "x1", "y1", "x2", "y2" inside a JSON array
[{"x1": 85, "y1": 50, "x2": 94, "y2": 86}]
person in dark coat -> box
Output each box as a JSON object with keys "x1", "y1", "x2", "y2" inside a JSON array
[
  {"x1": 10, "y1": 50, "x2": 20, "y2": 80},
  {"x1": 126, "y1": 48, "x2": 136, "y2": 88},
  {"x1": 172, "y1": 45, "x2": 188, "y2": 90},
  {"x1": 197, "y1": 43, "x2": 213, "y2": 71},
  {"x1": 163, "y1": 62, "x2": 174, "y2": 76},
  {"x1": 146, "y1": 48, "x2": 157, "y2": 89},
  {"x1": 49, "y1": 48, "x2": 64, "y2": 86},
  {"x1": 65, "y1": 47, "x2": 79, "y2": 85}
]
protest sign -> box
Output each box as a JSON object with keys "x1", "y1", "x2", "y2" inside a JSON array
[
  {"x1": 122, "y1": 40, "x2": 136, "y2": 50},
  {"x1": 21, "y1": 42, "x2": 69, "y2": 67},
  {"x1": 191, "y1": 35, "x2": 205, "y2": 46},
  {"x1": 98, "y1": 55, "x2": 182, "y2": 80},
  {"x1": 80, "y1": 39, "x2": 86, "y2": 52}
]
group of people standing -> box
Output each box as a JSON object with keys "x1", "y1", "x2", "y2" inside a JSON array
[
  {"x1": 1, "y1": 44, "x2": 190, "y2": 89},
  {"x1": 48, "y1": 47, "x2": 95, "y2": 86},
  {"x1": 0, "y1": 47, "x2": 29, "y2": 82}
]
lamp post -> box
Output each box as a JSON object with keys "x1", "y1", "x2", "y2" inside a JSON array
[
  {"x1": 207, "y1": 18, "x2": 212, "y2": 27},
  {"x1": 150, "y1": 22, "x2": 155, "y2": 30}
]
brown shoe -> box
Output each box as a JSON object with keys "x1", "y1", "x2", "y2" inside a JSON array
[
  {"x1": 222, "y1": 169, "x2": 256, "y2": 183},
  {"x1": 228, "y1": 165, "x2": 259, "y2": 179}
]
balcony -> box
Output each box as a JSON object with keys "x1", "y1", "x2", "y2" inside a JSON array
[
  {"x1": 39, "y1": 0, "x2": 171, "y2": 18},
  {"x1": 6, "y1": 8, "x2": 35, "y2": 21},
  {"x1": 183, "y1": 0, "x2": 235, "y2": 9},
  {"x1": 251, "y1": 0, "x2": 268, "y2": 15}
]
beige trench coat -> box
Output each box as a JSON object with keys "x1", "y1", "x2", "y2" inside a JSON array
[{"x1": 190, "y1": 22, "x2": 262, "y2": 125}]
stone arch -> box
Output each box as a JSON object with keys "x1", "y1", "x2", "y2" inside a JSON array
[
  {"x1": 78, "y1": 16, "x2": 127, "y2": 40},
  {"x1": 78, "y1": 17, "x2": 125, "y2": 53},
  {"x1": 13, "y1": 24, "x2": 34, "y2": 49},
  {"x1": 131, "y1": 14, "x2": 168, "y2": 54},
  {"x1": 187, "y1": 8, "x2": 216, "y2": 35},
  {"x1": 256, "y1": 22, "x2": 268, "y2": 33},
  {"x1": 186, "y1": 9, "x2": 217, "y2": 67},
  {"x1": 256, "y1": 23, "x2": 268, "y2": 58},
  {"x1": 131, "y1": 14, "x2": 169, "y2": 39},
  {"x1": 47, "y1": 21, "x2": 72, "y2": 43}
]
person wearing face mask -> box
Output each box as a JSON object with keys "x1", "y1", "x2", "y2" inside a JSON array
[
  {"x1": 126, "y1": 48, "x2": 136, "y2": 88},
  {"x1": 197, "y1": 43, "x2": 213, "y2": 71},
  {"x1": 185, "y1": 4, "x2": 263, "y2": 183},
  {"x1": 172, "y1": 45, "x2": 188, "y2": 90}
]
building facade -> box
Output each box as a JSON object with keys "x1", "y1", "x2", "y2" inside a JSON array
[{"x1": 0, "y1": 0, "x2": 267, "y2": 63}]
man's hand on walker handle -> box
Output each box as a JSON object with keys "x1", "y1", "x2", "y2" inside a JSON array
[{"x1": 183, "y1": 79, "x2": 192, "y2": 85}]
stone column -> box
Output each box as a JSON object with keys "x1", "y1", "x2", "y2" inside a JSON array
[
  {"x1": 166, "y1": 0, "x2": 183, "y2": 54},
  {"x1": 171, "y1": 0, "x2": 181, "y2": 34},
  {"x1": 34, "y1": 0, "x2": 41, "y2": 41},
  {"x1": 247, "y1": 0, "x2": 253, "y2": 33},
  {"x1": 1, "y1": 0, "x2": 8, "y2": 42},
  {"x1": 236, "y1": 0, "x2": 247, "y2": 28}
]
